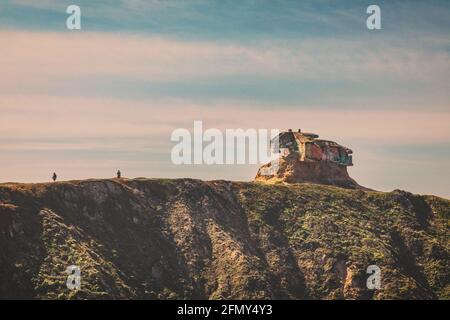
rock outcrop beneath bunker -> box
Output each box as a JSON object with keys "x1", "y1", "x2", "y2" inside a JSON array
[{"x1": 255, "y1": 156, "x2": 365, "y2": 189}]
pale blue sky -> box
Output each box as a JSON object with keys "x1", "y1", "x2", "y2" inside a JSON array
[{"x1": 0, "y1": 1, "x2": 449, "y2": 198}]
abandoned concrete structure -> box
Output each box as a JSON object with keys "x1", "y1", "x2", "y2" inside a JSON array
[
  {"x1": 255, "y1": 129, "x2": 365, "y2": 189},
  {"x1": 273, "y1": 129, "x2": 353, "y2": 166}
]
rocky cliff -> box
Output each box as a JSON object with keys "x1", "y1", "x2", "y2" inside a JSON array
[
  {"x1": 0, "y1": 178, "x2": 448, "y2": 299},
  {"x1": 254, "y1": 156, "x2": 364, "y2": 189}
]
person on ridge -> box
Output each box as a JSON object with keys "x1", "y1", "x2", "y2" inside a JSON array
[
  {"x1": 52, "y1": 172, "x2": 57, "y2": 182},
  {"x1": 117, "y1": 170, "x2": 121, "y2": 179}
]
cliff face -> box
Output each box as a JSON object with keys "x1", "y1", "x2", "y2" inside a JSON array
[
  {"x1": 255, "y1": 156, "x2": 363, "y2": 189},
  {"x1": 0, "y1": 178, "x2": 448, "y2": 300}
]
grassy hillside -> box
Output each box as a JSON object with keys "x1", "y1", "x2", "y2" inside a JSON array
[{"x1": 0, "y1": 178, "x2": 448, "y2": 299}]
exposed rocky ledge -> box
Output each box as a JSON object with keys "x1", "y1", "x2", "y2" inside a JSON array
[{"x1": 255, "y1": 155, "x2": 366, "y2": 189}]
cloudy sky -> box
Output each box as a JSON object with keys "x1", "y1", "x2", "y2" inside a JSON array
[{"x1": 1, "y1": 0, "x2": 449, "y2": 198}]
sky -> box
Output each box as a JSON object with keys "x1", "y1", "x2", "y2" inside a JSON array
[{"x1": 0, "y1": 0, "x2": 449, "y2": 198}]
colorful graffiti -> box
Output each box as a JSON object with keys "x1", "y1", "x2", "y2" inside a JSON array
[{"x1": 273, "y1": 130, "x2": 353, "y2": 166}]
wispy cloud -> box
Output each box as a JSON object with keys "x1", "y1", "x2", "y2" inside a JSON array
[
  {"x1": 1, "y1": 94, "x2": 449, "y2": 144},
  {"x1": 2, "y1": 31, "x2": 449, "y2": 96},
  {"x1": 5, "y1": 0, "x2": 450, "y2": 41}
]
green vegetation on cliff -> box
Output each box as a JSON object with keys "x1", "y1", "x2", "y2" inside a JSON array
[{"x1": 0, "y1": 179, "x2": 448, "y2": 299}]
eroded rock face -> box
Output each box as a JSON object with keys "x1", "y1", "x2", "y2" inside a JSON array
[
  {"x1": 0, "y1": 179, "x2": 448, "y2": 299},
  {"x1": 255, "y1": 155, "x2": 364, "y2": 189}
]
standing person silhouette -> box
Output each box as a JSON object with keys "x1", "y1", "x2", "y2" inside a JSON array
[
  {"x1": 117, "y1": 170, "x2": 121, "y2": 179},
  {"x1": 52, "y1": 172, "x2": 57, "y2": 182}
]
